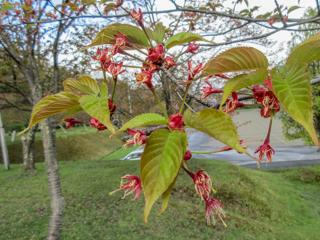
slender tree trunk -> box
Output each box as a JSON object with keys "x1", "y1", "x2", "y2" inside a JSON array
[
  {"x1": 41, "y1": 119, "x2": 63, "y2": 240},
  {"x1": 21, "y1": 125, "x2": 37, "y2": 171},
  {"x1": 160, "y1": 74, "x2": 174, "y2": 115}
]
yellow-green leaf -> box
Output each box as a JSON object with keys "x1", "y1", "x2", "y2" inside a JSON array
[
  {"x1": 118, "y1": 113, "x2": 167, "y2": 132},
  {"x1": 220, "y1": 69, "x2": 268, "y2": 108},
  {"x1": 286, "y1": 33, "x2": 320, "y2": 67},
  {"x1": 63, "y1": 75, "x2": 100, "y2": 96},
  {"x1": 22, "y1": 92, "x2": 80, "y2": 134},
  {"x1": 159, "y1": 177, "x2": 176, "y2": 214},
  {"x1": 141, "y1": 129, "x2": 187, "y2": 222},
  {"x1": 184, "y1": 109, "x2": 245, "y2": 153},
  {"x1": 272, "y1": 66, "x2": 319, "y2": 145},
  {"x1": 87, "y1": 23, "x2": 150, "y2": 48},
  {"x1": 165, "y1": 32, "x2": 207, "y2": 49},
  {"x1": 147, "y1": 22, "x2": 167, "y2": 43},
  {"x1": 79, "y1": 95, "x2": 115, "y2": 133},
  {"x1": 202, "y1": 47, "x2": 268, "y2": 75}
]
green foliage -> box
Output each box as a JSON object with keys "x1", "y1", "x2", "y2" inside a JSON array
[
  {"x1": 165, "y1": 32, "x2": 207, "y2": 49},
  {"x1": 287, "y1": 32, "x2": 320, "y2": 67},
  {"x1": 184, "y1": 109, "x2": 246, "y2": 153},
  {"x1": 63, "y1": 75, "x2": 101, "y2": 96},
  {"x1": 118, "y1": 113, "x2": 167, "y2": 132},
  {"x1": 272, "y1": 66, "x2": 318, "y2": 145},
  {"x1": 141, "y1": 129, "x2": 187, "y2": 222},
  {"x1": 148, "y1": 22, "x2": 167, "y2": 43},
  {"x1": 79, "y1": 95, "x2": 114, "y2": 133},
  {"x1": 280, "y1": 85, "x2": 320, "y2": 144},
  {"x1": 87, "y1": 23, "x2": 150, "y2": 48},
  {"x1": 22, "y1": 92, "x2": 80, "y2": 134},
  {"x1": 220, "y1": 69, "x2": 268, "y2": 108},
  {"x1": 202, "y1": 47, "x2": 269, "y2": 75}
]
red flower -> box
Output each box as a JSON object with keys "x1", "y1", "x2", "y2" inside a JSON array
[
  {"x1": 201, "y1": 82, "x2": 223, "y2": 98},
  {"x1": 130, "y1": 8, "x2": 143, "y2": 25},
  {"x1": 64, "y1": 118, "x2": 82, "y2": 129},
  {"x1": 164, "y1": 56, "x2": 176, "y2": 69},
  {"x1": 142, "y1": 61, "x2": 159, "y2": 73},
  {"x1": 147, "y1": 44, "x2": 165, "y2": 65},
  {"x1": 192, "y1": 170, "x2": 213, "y2": 200},
  {"x1": 224, "y1": 92, "x2": 245, "y2": 113},
  {"x1": 187, "y1": 60, "x2": 203, "y2": 83},
  {"x1": 125, "y1": 129, "x2": 147, "y2": 147},
  {"x1": 204, "y1": 197, "x2": 226, "y2": 226},
  {"x1": 110, "y1": 175, "x2": 142, "y2": 200},
  {"x1": 107, "y1": 62, "x2": 124, "y2": 77},
  {"x1": 168, "y1": 113, "x2": 184, "y2": 131},
  {"x1": 136, "y1": 70, "x2": 153, "y2": 90},
  {"x1": 255, "y1": 139, "x2": 275, "y2": 162},
  {"x1": 184, "y1": 150, "x2": 192, "y2": 161},
  {"x1": 108, "y1": 99, "x2": 116, "y2": 115},
  {"x1": 252, "y1": 85, "x2": 280, "y2": 118},
  {"x1": 186, "y1": 42, "x2": 199, "y2": 54},
  {"x1": 92, "y1": 48, "x2": 111, "y2": 67},
  {"x1": 111, "y1": 33, "x2": 128, "y2": 55},
  {"x1": 90, "y1": 117, "x2": 107, "y2": 131}
]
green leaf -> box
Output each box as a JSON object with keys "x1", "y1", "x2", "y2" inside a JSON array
[
  {"x1": 148, "y1": 22, "x2": 167, "y2": 43},
  {"x1": 286, "y1": 33, "x2": 320, "y2": 67},
  {"x1": 63, "y1": 75, "x2": 100, "y2": 96},
  {"x1": 287, "y1": 5, "x2": 301, "y2": 14},
  {"x1": 159, "y1": 177, "x2": 176, "y2": 214},
  {"x1": 202, "y1": 47, "x2": 268, "y2": 75},
  {"x1": 79, "y1": 95, "x2": 115, "y2": 133},
  {"x1": 184, "y1": 109, "x2": 246, "y2": 153},
  {"x1": 272, "y1": 66, "x2": 319, "y2": 145},
  {"x1": 119, "y1": 113, "x2": 167, "y2": 132},
  {"x1": 87, "y1": 23, "x2": 150, "y2": 48},
  {"x1": 81, "y1": 0, "x2": 96, "y2": 5},
  {"x1": 141, "y1": 129, "x2": 187, "y2": 222},
  {"x1": 22, "y1": 92, "x2": 80, "y2": 134},
  {"x1": 165, "y1": 32, "x2": 207, "y2": 49},
  {"x1": 220, "y1": 69, "x2": 268, "y2": 108}
]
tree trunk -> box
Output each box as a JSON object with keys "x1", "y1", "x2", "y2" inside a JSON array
[
  {"x1": 41, "y1": 119, "x2": 63, "y2": 240},
  {"x1": 21, "y1": 125, "x2": 37, "y2": 171},
  {"x1": 160, "y1": 74, "x2": 174, "y2": 115}
]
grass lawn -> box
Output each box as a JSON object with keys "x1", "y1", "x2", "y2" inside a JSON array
[{"x1": 0, "y1": 159, "x2": 320, "y2": 240}]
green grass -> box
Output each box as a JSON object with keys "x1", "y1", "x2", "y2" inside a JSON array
[
  {"x1": 0, "y1": 159, "x2": 319, "y2": 240},
  {"x1": 2, "y1": 127, "x2": 123, "y2": 164}
]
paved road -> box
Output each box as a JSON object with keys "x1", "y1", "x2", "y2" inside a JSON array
[{"x1": 123, "y1": 109, "x2": 320, "y2": 169}]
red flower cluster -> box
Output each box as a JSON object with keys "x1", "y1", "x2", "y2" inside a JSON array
[
  {"x1": 186, "y1": 42, "x2": 199, "y2": 54},
  {"x1": 201, "y1": 82, "x2": 223, "y2": 98},
  {"x1": 204, "y1": 197, "x2": 226, "y2": 226},
  {"x1": 125, "y1": 129, "x2": 147, "y2": 147},
  {"x1": 110, "y1": 174, "x2": 142, "y2": 200},
  {"x1": 147, "y1": 44, "x2": 165, "y2": 64},
  {"x1": 136, "y1": 70, "x2": 153, "y2": 90},
  {"x1": 224, "y1": 92, "x2": 245, "y2": 113},
  {"x1": 64, "y1": 118, "x2": 82, "y2": 129},
  {"x1": 168, "y1": 113, "x2": 184, "y2": 131},
  {"x1": 164, "y1": 56, "x2": 176, "y2": 69},
  {"x1": 107, "y1": 62, "x2": 124, "y2": 77},
  {"x1": 192, "y1": 170, "x2": 213, "y2": 200},
  {"x1": 255, "y1": 139, "x2": 275, "y2": 162},
  {"x1": 111, "y1": 33, "x2": 128, "y2": 55},
  {"x1": 90, "y1": 118, "x2": 107, "y2": 131},
  {"x1": 92, "y1": 48, "x2": 111, "y2": 70},
  {"x1": 130, "y1": 8, "x2": 143, "y2": 25},
  {"x1": 252, "y1": 85, "x2": 280, "y2": 118},
  {"x1": 186, "y1": 60, "x2": 203, "y2": 84}
]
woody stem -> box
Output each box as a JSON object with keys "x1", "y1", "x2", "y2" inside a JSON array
[
  {"x1": 179, "y1": 84, "x2": 191, "y2": 113},
  {"x1": 111, "y1": 76, "x2": 118, "y2": 101}
]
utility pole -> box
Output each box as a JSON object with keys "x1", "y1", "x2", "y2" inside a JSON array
[{"x1": 0, "y1": 113, "x2": 10, "y2": 170}]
